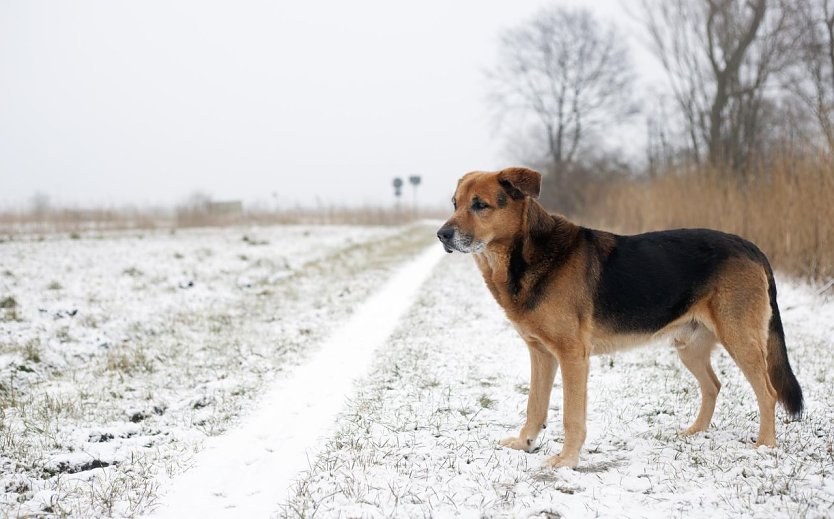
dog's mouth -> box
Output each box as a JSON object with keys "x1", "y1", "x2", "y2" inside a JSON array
[
  {"x1": 437, "y1": 226, "x2": 484, "y2": 254},
  {"x1": 441, "y1": 235, "x2": 483, "y2": 254}
]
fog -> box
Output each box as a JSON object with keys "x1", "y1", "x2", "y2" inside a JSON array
[{"x1": 0, "y1": 0, "x2": 654, "y2": 209}]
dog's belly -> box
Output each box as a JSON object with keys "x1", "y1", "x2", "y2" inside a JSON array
[
  {"x1": 590, "y1": 317, "x2": 707, "y2": 356},
  {"x1": 508, "y1": 284, "x2": 715, "y2": 357},
  {"x1": 590, "y1": 332, "x2": 656, "y2": 355}
]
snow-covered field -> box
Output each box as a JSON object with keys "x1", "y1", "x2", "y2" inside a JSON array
[
  {"x1": 282, "y1": 254, "x2": 834, "y2": 518},
  {"x1": 2, "y1": 224, "x2": 833, "y2": 518},
  {"x1": 0, "y1": 224, "x2": 432, "y2": 517}
]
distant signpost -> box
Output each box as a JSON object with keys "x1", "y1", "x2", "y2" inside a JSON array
[
  {"x1": 393, "y1": 177, "x2": 404, "y2": 211},
  {"x1": 408, "y1": 176, "x2": 421, "y2": 214}
]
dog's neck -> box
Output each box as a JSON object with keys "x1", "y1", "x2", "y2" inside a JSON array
[{"x1": 475, "y1": 198, "x2": 580, "y2": 310}]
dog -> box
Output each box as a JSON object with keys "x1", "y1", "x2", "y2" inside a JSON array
[{"x1": 436, "y1": 167, "x2": 803, "y2": 468}]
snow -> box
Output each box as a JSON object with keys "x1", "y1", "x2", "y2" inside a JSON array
[
  {"x1": 0, "y1": 223, "x2": 434, "y2": 517},
  {"x1": 149, "y1": 245, "x2": 444, "y2": 518},
  {"x1": 2, "y1": 224, "x2": 833, "y2": 518},
  {"x1": 284, "y1": 253, "x2": 834, "y2": 518}
]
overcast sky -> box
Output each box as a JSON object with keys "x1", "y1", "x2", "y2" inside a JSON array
[{"x1": 0, "y1": 0, "x2": 661, "y2": 209}]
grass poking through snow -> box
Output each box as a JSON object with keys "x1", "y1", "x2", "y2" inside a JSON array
[
  {"x1": 0, "y1": 223, "x2": 435, "y2": 517},
  {"x1": 283, "y1": 253, "x2": 834, "y2": 518}
]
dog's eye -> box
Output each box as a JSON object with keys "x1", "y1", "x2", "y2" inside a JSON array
[
  {"x1": 452, "y1": 198, "x2": 457, "y2": 210},
  {"x1": 471, "y1": 199, "x2": 489, "y2": 211}
]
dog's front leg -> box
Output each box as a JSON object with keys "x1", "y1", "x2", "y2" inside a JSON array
[
  {"x1": 545, "y1": 343, "x2": 589, "y2": 468},
  {"x1": 500, "y1": 341, "x2": 557, "y2": 452}
]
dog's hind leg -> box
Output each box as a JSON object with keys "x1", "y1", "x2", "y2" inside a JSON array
[
  {"x1": 718, "y1": 333, "x2": 778, "y2": 446},
  {"x1": 675, "y1": 327, "x2": 721, "y2": 436},
  {"x1": 500, "y1": 340, "x2": 558, "y2": 452},
  {"x1": 710, "y1": 267, "x2": 779, "y2": 447}
]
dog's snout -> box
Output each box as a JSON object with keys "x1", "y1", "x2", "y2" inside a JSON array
[
  {"x1": 437, "y1": 226, "x2": 454, "y2": 242},
  {"x1": 437, "y1": 226, "x2": 455, "y2": 253}
]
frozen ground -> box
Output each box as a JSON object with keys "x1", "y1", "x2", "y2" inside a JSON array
[
  {"x1": 284, "y1": 253, "x2": 834, "y2": 518},
  {"x1": 0, "y1": 224, "x2": 434, "y2": 517},
  {"x1": 2, "y1": 226, "x2": 833, "y2": 518},
  {"x1": 151, "y1": 246, "x2": 444, "y2": 518}
]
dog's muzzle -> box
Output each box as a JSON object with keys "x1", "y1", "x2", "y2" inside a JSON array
[
  {"x1": 437, "y1": 225, "x2": 484, "y2": 253},
  {"x1": 437, "y1": 225, "x2": 455, "y2": 253}
]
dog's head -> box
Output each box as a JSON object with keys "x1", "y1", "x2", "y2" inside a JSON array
[{"x1": 437, "y1": 167, "x2": 542, "y2": 253}]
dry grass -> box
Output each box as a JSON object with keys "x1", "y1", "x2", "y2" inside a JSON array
[
  {"x1": 580, "y1": 155, "x2": 834, "y2": 280},
  {"x1": 0, "y1": 207, "x2": 169, "y2": 234},
  {"x1": 0, "y1": 205, "x2": 444, "y2": 234},
  {"x1": 242, "y1": 206, "x2": 445, "y2": 227}
]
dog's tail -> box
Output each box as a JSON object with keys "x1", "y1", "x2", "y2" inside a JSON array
[{"x1": 764, "y1": 265, "x2": 803, "y2": 419}]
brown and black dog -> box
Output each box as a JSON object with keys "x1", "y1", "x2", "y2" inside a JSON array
[{"x1": 437, "y1": 167, "x2": 803, "y2": 468}]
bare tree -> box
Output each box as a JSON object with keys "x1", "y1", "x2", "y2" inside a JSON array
[
  {"x1": 789, "y1": 0, "x2": 834, "y2": 153},
  {"x1": 642, "y1": 0, "x2": 799, "y2": 174},
  {"x1": 487, "y1": 7, "x2": 635, "y2": 177},
  {"x1": 645, "y1": 99, "x2": 678, "y2": 177}
]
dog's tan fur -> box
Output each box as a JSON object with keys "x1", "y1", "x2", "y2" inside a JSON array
[{"x1": 438, "y1": 167, "x2": 800, "y2": 468}]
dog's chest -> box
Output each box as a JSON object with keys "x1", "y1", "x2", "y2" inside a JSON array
[
  {"x1": 475, "y1": 253, "x2": 509, "y2": 300},
  {"x1": 474, "y1": 254, "x2": 562, "y2": 330}
]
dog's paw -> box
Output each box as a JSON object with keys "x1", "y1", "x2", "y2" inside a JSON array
[
  {"x1": 678, "y1": 426, "x2": 705, "y2": 437},
  {"x1": 543, "y1": 453, "x2": 579, "y2": 469},
  {"x1": 499, "y1": 436, "x2": 533, "y2": 452}
]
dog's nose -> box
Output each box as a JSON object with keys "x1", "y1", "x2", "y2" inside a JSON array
[{"x1": 437, "y1": 226, "x2": 454, "y2": 242}]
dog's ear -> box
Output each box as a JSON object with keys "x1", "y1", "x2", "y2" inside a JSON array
[{"x1": 497, "y1": 167, "x2": 542, "y2": 200}]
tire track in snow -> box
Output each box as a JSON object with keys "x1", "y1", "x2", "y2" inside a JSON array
[{"x1": 148, "y1": 245, "x2": 445, "y2": 518}]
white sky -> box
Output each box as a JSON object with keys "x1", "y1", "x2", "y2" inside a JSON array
[{"x1": 0, "y1": 0, "x2": 663, "y2": 209}]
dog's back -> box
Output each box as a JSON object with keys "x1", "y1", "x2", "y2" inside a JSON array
[{"x1": 590, "y1": 227, "x2": 766, "y2": 334}]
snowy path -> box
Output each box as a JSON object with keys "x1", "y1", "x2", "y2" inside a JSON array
[{"x1": 149, "y1": 245, "x2": 444, "y2": 518}]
